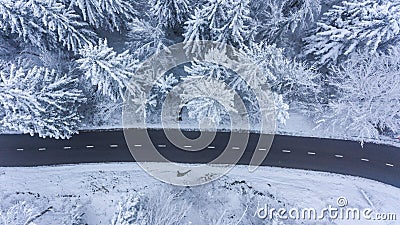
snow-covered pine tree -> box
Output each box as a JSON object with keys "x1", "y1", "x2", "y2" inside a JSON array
[
  {"x1": 76, "y1": 39, "x2": 138, "y2": 101},
  {"x1": 150, "y1": 0, "x2": 190, "y2": 29},
  {"x1": 126, "y1": 16, "x2": 170, "y2": 60},
  {"x1": 252, "y1": 0, "x2": 321, "y2": 44},
  {"x1": 304, "y1": 0, "x2": 400, "y2": 66},
  {"x1": 0, "y1": 0, "x2": 95, "y2": 52},
  {"x1": 0, "y1": 64, "x2": 85, "y2": 139},
  {"x1": 320, "y1": 50, "x2": 400, "y2": 145},
  {"x1": 67, "y1": 0, "x2": 136, "y2": 31}
]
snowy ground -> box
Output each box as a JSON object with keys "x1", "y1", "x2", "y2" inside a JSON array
[{"x1": 0, "y1": 163, "x2": 399, "y2": 224}]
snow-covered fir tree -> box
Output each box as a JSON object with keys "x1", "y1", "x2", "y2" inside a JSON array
[
  {"x1": 183, "y1": 8, "x2": 210, "y2": 54},
  {"x1": 180, "y1": 77, "x2": 236, "y2": 124},
  {"x1": 183, "y1": 0, "x2": 252, "y2": 52},
  {"x1": 150, "y1": 0, "x2": 190, "y2": 29},
  {"x1": 274, "y1": 93, "x2": 290, "y2": 125},
  {"x1": 156, "y1": 73, "x2": 178, "y2": 94},
  {"x1": 66, "y1": 0, "x2": 136, "y2": 31},
  {"x1": 0, "y1": 0, "x2": 95, "y2": 52},
  {"x1": 125, "y1": 16, "x2": 170, "y2": 60},
  {"x1": 319, "y1": 50, "x2": 400, "y2": 145},
  {"x1": 76, "y1": 39, "x2": 138, "y2": 101},
  {"x1": 242, "y1": 42, "x2": 320, "y2": 114},
  {"x1": 181, "y1": 46, "x2": 294, "y2": 125},
  {"x1": 304, "y1": 0, "x2": 400, "y2": 66},
  {"x1": 252, "y1": 0, "x2": 321, "y2": 44},
  {"x1": 0, "y1": 64, "x2": 85, "y2": 139},
  {"x1": 215, "y1": 0, "x2": 252, "y2": 48}
]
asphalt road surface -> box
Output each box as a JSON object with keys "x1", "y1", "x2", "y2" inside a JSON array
[{"x1": 0, "y1": 129, "x2": 399, "y2": 188}]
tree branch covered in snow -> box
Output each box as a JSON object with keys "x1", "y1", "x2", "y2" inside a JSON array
[
  {"x1": 0, "y1": 64, "x2": 85, "y2": 139},
  {"x1": 304, "y1": 0, "x2": 400, "y2": 66}
]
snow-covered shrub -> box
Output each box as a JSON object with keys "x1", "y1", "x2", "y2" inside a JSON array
[
  {"x1": 304, "y1": 0, "x2": 400, "y2": 66},
  {"x1": 0, "y1": 64, "x2": 85, "y2": 139},
  {"x1": 183, "y1": 0, "x2": 253, "y2": 52},
  {"x1": 81, "y1": 92, "x2": 123, "y2": 127},
  {"x1": 180, "y1": 179, "x2": 281, "y2": 225},
  {"x1": 66, "y1": 0, "x2": 136, "y2": 31},
  {"x1": 125, "y1": 16, "x2": 170, "y2": 60},
  {"x1": 0, "y1": 201, "x2": 49, "y2": 225},
  {"x1": 111, "y1": 187, "x2": 190, "y2": 225},
  {"x1": 76, "y1": 39, "x2": 138, "y2": 101},
  {"x1": 252, "y1": 0, "x2": 321, "y2": 44},
  {"x1": 0, "y1": 0, "x2": 95, "y2": 52},
  {"x1": 150, "y1": 0, "x2": 190, "y2": 29},
  {"x1": 319, "y1": 51, "x2": 400, "y2": 145},
  {"x1": 111, "y1": 194, "x2": 145, "y2": 225},
  {"x1": 63, "y1": 204, "x2": 86, "y2": 225}
]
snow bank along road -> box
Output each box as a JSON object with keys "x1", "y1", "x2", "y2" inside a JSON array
[{"x1": 0, "y1": 129, "x2": 399, "y2": 188}]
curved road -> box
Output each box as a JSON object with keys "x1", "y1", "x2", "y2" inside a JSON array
[{"x1": 0, "y1": 129, "x2": 399, "y2": 188}]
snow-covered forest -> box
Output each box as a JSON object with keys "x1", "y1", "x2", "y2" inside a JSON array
[{"x1": 0, "y1": 0, "x2": 399, "y2": 145}]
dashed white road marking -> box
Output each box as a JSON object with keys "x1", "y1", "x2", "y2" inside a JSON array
[
  {"x1": 63, "y1": 146, "x2": 72, "y2": 150},
  {"x1": 207, "y1": 146, "x2": 215, "y2": 149},
  {"x1": 258, "y1": 148, "x2": 267, "y2": 151},
  {"x1": 38, "y1": 148, "x2": 46, "y2": 151},
  {"x1": 86, "y1": 145, "x2": 94, "y2": 149},
  {"x1": 232, "y1": 146, "x2": 240, "y2": 150},
  {"x1": 282, "y1": 150, "x2": 291, "y2": 153},
  {"x1": 158, "y1": 144, "x2": 166, "y2": 148},
  {"x1": 334, "y1": 154, "x2": 344, "y2": 158},
  {"x1": 109, "y1": 144, "x2": 118, "y2": 148},
  {"x1": 134, "y1": 144, "x2": 142, "y2": 147},
  {"x1": 386, "y1": 163, "x2": 394, "y2": 167},
  {"x1": 307, "y1": 152, "x2": 316, "y2": 155},
  {"x1": 17, "y1": 148, "x2": 24, "y2": 151},
  {"x1": 361, "y1": 158, "x2": 369, "y2": 162}
]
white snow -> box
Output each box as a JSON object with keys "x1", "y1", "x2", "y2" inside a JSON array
[{"x1": 0, "y1": 163, "x2": 399, "y2": 224}]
